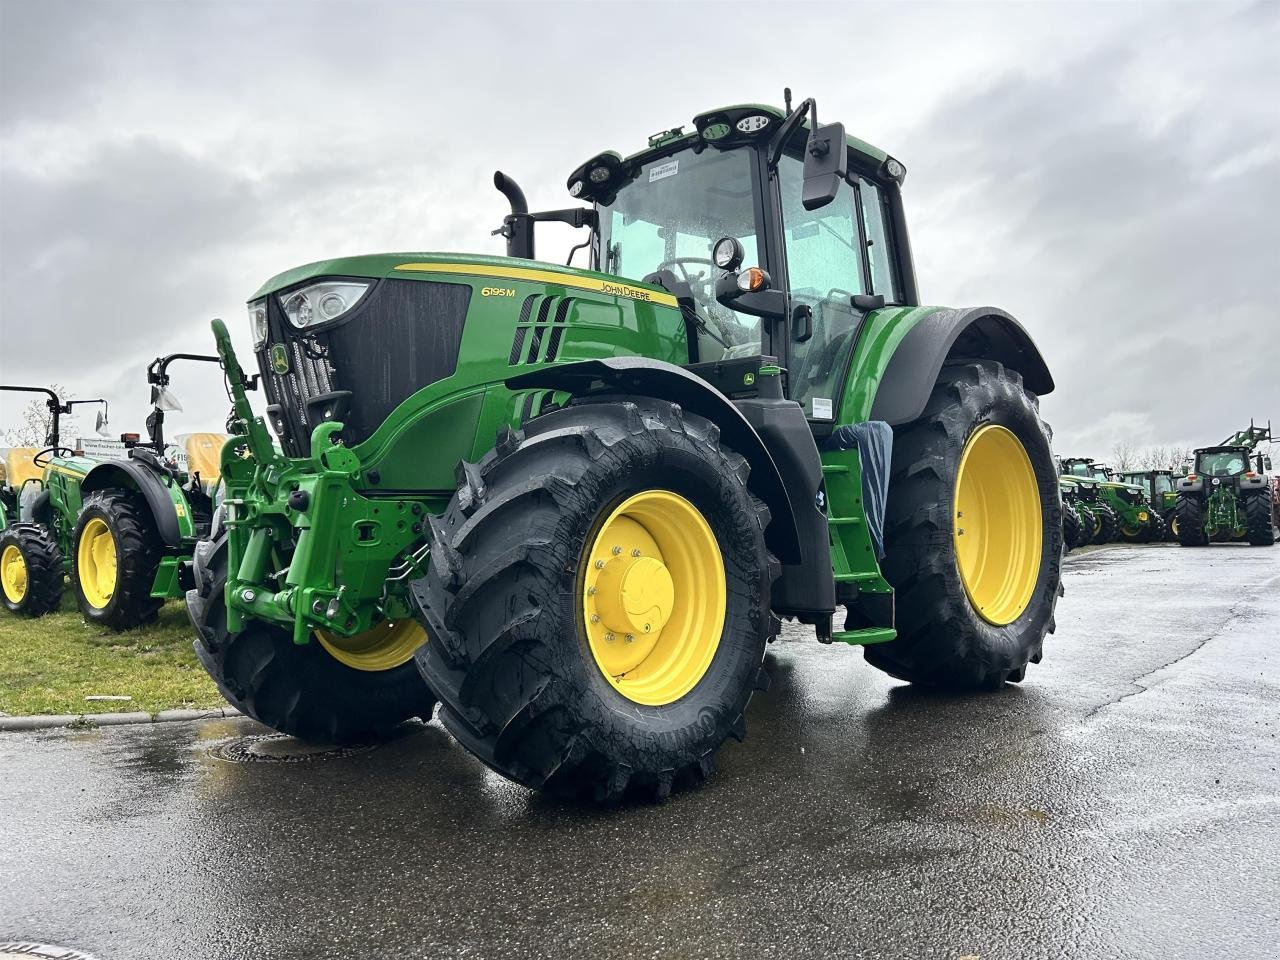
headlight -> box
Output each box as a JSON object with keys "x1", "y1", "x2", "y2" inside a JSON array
[
  {"x1": 278, "y1": 281, "x2": 370, "y2": 330},
  {"x1": 247, "y1": 299, "x2": 268, "y2": 346}
]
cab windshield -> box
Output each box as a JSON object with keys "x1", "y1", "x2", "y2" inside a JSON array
[
  {"x1": 1197, "y1": 451, "x2": 1247, "y2": 476},
  {"x1": 597, "y1": 146, "x2": 761, "y2": 362},
  {"x1": 1154, "y1": 474, "x2": 1174, "y2": 495}
]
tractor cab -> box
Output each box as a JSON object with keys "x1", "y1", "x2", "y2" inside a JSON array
[
  {"x1": 548, "y1": 100, "x2": 917, "y2": 426},
  {"x1": 1191, "y1": 446, "x2": 1251, "y2": 480}
]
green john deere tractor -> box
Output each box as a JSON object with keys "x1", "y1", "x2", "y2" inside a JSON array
[
  {"x1": 1060, "y1": 458, "x2": 1160, "y2": 543},
  {"x1": 1058, "y1": 472, "x2": 1110, "y2": 545},
  {"x1": 1175, "y1": 422, "x2": 1275, "y2": 547},
  {"x1": 1058, "y1": 477, "x2": 1091, "y2": 551},
  {"x1": 0, "y1": 359, "x2": 232, "y2": 625},
  {"x1": 1, "y1": 386, "x2": 112, "y2": 616},
  {"x1": 188, "y1": 95, "x2": 1063, "y2": 801},
  {"x1": 1117, "y1": 469, "x2": 1178, "y2": 541}
]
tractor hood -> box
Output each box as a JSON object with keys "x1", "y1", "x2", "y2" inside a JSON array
[{"x1": 249, "y1": 252, "x2": 671, "y2": 303}]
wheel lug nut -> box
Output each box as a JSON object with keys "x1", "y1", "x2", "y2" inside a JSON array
[
  {"x1": 587, "y1": 586, "x2": 597, "y2": 596},
  {"x1": 612, "y1": 545, "x2": 622, "y2": 555},
  {"x1": 631, "y1": 549, "x2": 641, "y2": 557},
  {"x1": 605, "y1": 632, "x2": 615, "y2": 642},
  {"x1": 594, "y1": 559, "x2": 605, "y2": 569},
  {"x1": 591, "y1": 614, "x2": 600, "y2": 623},
  {"x1": 624, "y1": 633, "x2": 634, "y2": 643}
]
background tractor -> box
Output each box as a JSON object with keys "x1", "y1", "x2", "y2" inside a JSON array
[
  {"x1": 1, "y1": 385, "x2": 109, "y2": 616},
  {"x1": 1117, "y1": 469, "x2": 1178, "y2": 541},
  {"x1": 1058, "y1": 473, "x2": 1111, "y2": 544},
  {"x1": 1058, "y1": 478, "x2": 1089, "y2": 552},
  {"x1": 1175, "y1": 421, "x2": 1275, "y2": 547},
  {"x1": 67, "y1": 353, "x2": 232, "y2": 628},
  {"x1": 1, "y1": 358, "x2": 231, "y2": 625},
  {"x1": 188, "y1": 94, "x2": 1063, "y2": 801},
  {"x1": 1060, "y1": 458, "x2": 1159, "y2": 542}
]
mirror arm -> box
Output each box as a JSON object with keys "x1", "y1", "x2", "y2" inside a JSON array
[
  {"x1": 713, "y1": 273, "x2": 786, "y2": 321},
  {"x1": 768, "y1": 98, "x2": 816, "y2": 170}
]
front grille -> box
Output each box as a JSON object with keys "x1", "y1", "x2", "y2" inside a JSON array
[{"x1": 260, "y1": 278, "x2": 471, "y2": 456}]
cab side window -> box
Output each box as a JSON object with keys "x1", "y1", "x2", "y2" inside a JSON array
[{"x1": 859, "y1": 179, "x2": 900, "y2": 302}]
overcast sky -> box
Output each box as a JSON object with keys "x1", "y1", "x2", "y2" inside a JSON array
[{"x1": 1, "y1": 0, "x2": 1277, "y2": 458}]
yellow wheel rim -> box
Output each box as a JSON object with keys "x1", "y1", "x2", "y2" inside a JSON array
[
  {"x1": 581, "y1": 490, "x2": 726, "y2": 706},
  {"x1": 953, "y1": 425, "x2": 1043, "y2": 626},
  {"x1": 77, "y1": 517, "x2": 117, "y2": 609},
  {"x1": 315, "y1": 619, "x2": 426, "y2": 672},
  {"x1": 1170, "y1": 517, "x2": 1180, "y2": 536},
  {"x1": 1, "y1": 544, "x2": 28, "y2": 603}
]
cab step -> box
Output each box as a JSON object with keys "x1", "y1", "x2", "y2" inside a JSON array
[{"x1": 831, "y1": 627, "x2": 897, "y2": 645}]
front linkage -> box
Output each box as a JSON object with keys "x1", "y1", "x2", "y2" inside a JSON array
[{"x1": 212, "y1": 319, "x2": 431, "y2": 648}]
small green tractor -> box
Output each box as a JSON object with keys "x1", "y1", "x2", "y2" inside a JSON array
[
  {"x1": 1058, "y1": 477, "x2": 1096, "y2": 551},
  {"x1": 1057, "y1": 472, "x2": 1112, "y2": 545},
  {"x1": 1, "y1": 386, "x2": 109, "y2": 615},
  {"x1": 188, "y1": 95, "x2": 1064, "y2": 801},
  {"x1": 1060, "y1": 458, "x2": 1160, "y2": 542},
  {"x1": 0, "y1": 358, "x2": 231, "y2": 625},
  {"x1": 1116, "y1": 469, "x2": 1179, "y2": 541},
  {"x1": 1175, "y1": 422, "x2": 1276, "y2": 547}
]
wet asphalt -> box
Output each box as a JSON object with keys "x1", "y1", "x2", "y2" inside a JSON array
[{"x1": 1, "y1": 543, "x2": 1277, "y2": 960}]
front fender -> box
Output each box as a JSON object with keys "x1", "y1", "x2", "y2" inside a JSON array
[
  {"x1": 81, "y1": 459, "x2": 191, "y2": 548},
  {"x1": 860, "y1": 306, "x2": 1054, "y2": 427},
  {"x1": 507, "y1": 356, "x2": 802, "y2": 564}
]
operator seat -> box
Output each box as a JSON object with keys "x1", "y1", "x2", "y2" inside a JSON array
[{"x1": 4, "y1": 448, "x2": 43, "y2": 491}]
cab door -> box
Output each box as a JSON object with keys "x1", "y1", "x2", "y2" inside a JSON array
[{"x1": 775, "y1": 155, "x2": 901, "y2": 424}]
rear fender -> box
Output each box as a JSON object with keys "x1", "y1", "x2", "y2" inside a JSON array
[
  {"x1": 80, "y1": 460, "x2": 191, "y2": 547},
  {"x1": 863, "y1": 306, "x2": 1055, "y2": 426}
]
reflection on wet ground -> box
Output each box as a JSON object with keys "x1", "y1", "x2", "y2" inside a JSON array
[{"x1": 1, "y1": 544, "x2": 1277, "y2": 959}]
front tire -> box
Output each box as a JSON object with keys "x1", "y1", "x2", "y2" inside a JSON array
[
  {"x1": 186, "y1": 536, "x2": 436, "y2": 742},
  {"x1": 1091, "y1": 502, "x2": 1119, "y2": 544},
  {"x1": 1062, "y1": 502, "x2": 1082, "y2": 552},
  {"x1": 0, "y1": 524, "x2": 63, "y2": 617},
  {"x1": 411, "y1": 399, "x2": 778, "y2": 802},
  {"x1": 72, "y1": 490, "x2": 165, "y2": 629},
  {"x1": 866, "y1": 361, "x2": 1062, "y2": 690}
]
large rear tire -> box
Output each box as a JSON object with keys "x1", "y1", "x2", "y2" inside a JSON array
[
  {"x1": 71, "y1": 489, "x2": 166, "y2": 629},
  {"x1": 0, "y1": 524, "x2": 63, "y2": 617},
  {"x1": 411, "y1": 399, "x2": 778, "y2": 802},
  {"x1": 865, "y1": 361, "x2": 1062, "y2": 690},
  {"x1": 1244, "y1": 491, "x2": 1276, "y2": 546},
  {"x1": 1175, "y1": 494, "x2": 1208, "y2": 547},
  {"x1": 186, "y1": 536, "x2": 436, "y2": 742}
]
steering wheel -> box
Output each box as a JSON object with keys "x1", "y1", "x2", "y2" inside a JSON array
[
  {"x1": 655, "y1": 257, "x2": 716, "y2": 288},
  {"x1": 33, "y1": 446, "x2": 75, "y2": 467}
]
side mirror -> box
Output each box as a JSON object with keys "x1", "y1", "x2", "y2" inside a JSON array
[
  {"x1": 94, "y1": 410, "x2": 111, "y2": 438},
  {"x1": 1265, "y1": 456, "x2": 1273, "y2": 471},
  {"x1": 801, "y1": 122, "x2": 848, "y2": 211}
]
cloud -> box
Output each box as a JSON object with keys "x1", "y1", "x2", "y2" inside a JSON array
[{"x1": 2, "y1": 0, "x2": 1278, "y2": 456}]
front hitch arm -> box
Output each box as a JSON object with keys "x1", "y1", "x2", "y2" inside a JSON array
[{"x1": 211, "y1": 318, "x2": 277, "y2": 466}]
